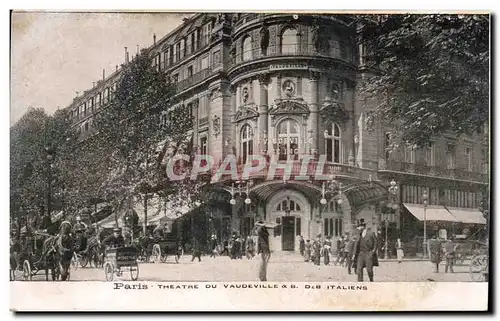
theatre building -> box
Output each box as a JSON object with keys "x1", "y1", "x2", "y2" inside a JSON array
[{"x1": 66, "y1": 13, "x2": 489, "y2": 252}]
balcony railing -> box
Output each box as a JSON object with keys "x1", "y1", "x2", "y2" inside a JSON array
[
  {"x1": 228, "y1": 44, "x2": 355, "y2": 69},
  {"x1": 175, "y1": 68, "x2": 214, "y2": 92},
  {"x1": 383, "y1": 161, "x2": 488, "y2": 183}
]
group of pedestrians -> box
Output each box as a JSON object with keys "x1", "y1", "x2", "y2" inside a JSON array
[{"x1": 298, "y1": 219, "x2": 379, "y2": 282}]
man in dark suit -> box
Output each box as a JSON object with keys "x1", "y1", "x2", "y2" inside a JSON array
[
  {"x1": 354, "y1": 219, "x2": 378, "y2": 282},
  {"x1": 256, "y1": 221, "x2": 271, "y2": 281}
]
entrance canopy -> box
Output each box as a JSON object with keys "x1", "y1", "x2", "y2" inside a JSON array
[
  {"x1": 404, "y1": 204, "x2": 458, "y2": 222},
  {"x1": 446, "y1": 207, "x2": 486, "y2": 225}
]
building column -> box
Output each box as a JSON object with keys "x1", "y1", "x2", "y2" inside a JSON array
[
  {"x1": 308, "y1": 71, "x2": 320, "y2": 155},
  {"x1": 258, "y1": 74, "x2": 270, "y2": 154},
  {"x1": 229, "y1": 85, "x2": 237, "y2": 155}
]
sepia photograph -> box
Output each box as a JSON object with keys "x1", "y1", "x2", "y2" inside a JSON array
[{"x1": 9, "y1": 10, "x2": 490, "y2": 311}]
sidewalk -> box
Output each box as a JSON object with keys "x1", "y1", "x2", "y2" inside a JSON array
[{"x1": 270, "y1": 250, "x2": 429, "y2": 262}]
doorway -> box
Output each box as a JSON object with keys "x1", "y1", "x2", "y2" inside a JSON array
[{"x1": 281, "y1": 216, "x2": 295, "y2": 251}]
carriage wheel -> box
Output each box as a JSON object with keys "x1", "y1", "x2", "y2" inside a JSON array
[
  {"x1": 104, "y1": 262, "x2": 114, "y2": 281},
  {"x1": 152, "y1": 244, "x2": 161, "y2": 264},
  {"x1": 80, "y1": 254, "x2": 89, "y2": 268},
  {"x1": 130, "y1": 264, "x2": 139, "y2": 281},
  {"x1": 470, "y1": 254, "x2": 488, "y2": 282},
  {"x1": 22, "y1": 260, "x2": 32, "y2": 281}
]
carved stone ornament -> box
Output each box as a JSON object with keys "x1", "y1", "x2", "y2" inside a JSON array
[
  {"x1": 365, "y1": 112, "x2": 375, "y2": 132},
  {"x1": 212, "y1": 115, "x2": 221, "y2": 138},
  {"x1": 210, "y1": 87, "x2": 222, "y2": 100},
  {"x1": 269, "y1": 98, "x2": 309, "y2": 115},
  {"x1": 282, "y1": 80, "x2": 296, "y2": 97},
  {"x1": 242, "y1": 87, "x2": 249, "y2": 103},
  {"x1": 319, "y1": 100, "x2": 349, "y2": 123},
  {"x1": 234, "y1": 105, "x2": 259, "y2": 123}
]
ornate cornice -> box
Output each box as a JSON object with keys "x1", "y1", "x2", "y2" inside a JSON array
[
  {"x1": 269, "y1": 98, "x2": 310, "y2": 115},
  {"x1": 319, "y1": 99, "x2": 349, "y2": 123},
  {"x1": 234, "y1": 104, "x2": 259, "y2": 123}
]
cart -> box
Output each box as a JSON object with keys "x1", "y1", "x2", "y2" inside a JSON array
[
  {"x1": 151, "y1": 237, "x2": 184, "y2": 264},
  {"x1": 19, "y1": 232, "x2": 60, "y2": 281},
  {"x1": 103, "y1": 246, "x2": 139, "y2": 281},
  {"x1": 468, "y1": 241, "x2": 488, "y2": 282}
]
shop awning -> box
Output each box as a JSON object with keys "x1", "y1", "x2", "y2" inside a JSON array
[
  {"x1": 446, "y1": 207, "x2": 486, "y2": 225},
  {"x1": 403, "y1": 204, "x2": 459, "y2": 222}
]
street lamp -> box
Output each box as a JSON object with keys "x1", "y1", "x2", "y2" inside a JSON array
[
  {"x1": 422, "y1": 190, "x2": 428, "y2": 259},
  {"x1": 45, "y1": 146, "x2": 55, "y2": 221},
  {"x1": 386, "y1": 179, "x2": 399, "y2": 260}
]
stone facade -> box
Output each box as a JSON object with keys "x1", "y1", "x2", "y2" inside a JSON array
[{"x1": 65, "y1": 13, "x2": 488, "y2": 250}]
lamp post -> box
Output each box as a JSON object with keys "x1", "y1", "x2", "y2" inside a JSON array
[
  {"x1": 45, "y1": 146, "x2": 55, "y2": 220},
  {"x1": 422, "y1": 190, "x2": 428, "y2": 259},
  {"x1": 386, "y1": 179, "x2": 399, "y2": 260}
]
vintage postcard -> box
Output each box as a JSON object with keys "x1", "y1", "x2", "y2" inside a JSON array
[{"x1": 9, "y1": 10, "x2": 490, "y2": 311}]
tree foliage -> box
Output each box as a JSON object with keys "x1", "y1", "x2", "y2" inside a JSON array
[{"x1": 358, "y1": 14, "x2": 489, "y2": 147}]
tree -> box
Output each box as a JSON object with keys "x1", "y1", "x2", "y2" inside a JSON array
[
  {"x1": 358, "y1": 14, "x2": 489, "y2": 147},
  {"x1": 93, "y1": 48, "x2": 196, "y2": 229},
  {"x1": 10, "y1": 107, "x2": 77, "y2": 218}
]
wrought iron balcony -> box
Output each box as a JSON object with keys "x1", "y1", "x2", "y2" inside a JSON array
[
  {"x1": 175, "y1": 68, "x2": 214, "y2": 92},
  {"x1": 227, "y1": 44, "x2": 356, "y2": 69},
  {"x1": 383, "y1": 161, "x2": 488, "y2": 183}
]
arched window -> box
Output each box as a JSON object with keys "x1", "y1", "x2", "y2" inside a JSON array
[
  {"x1": 281, "y1": 27, "x2": 299, "y2": 54},
  {"x1": 240, "y1": 124, "x2": 253, "y2": 164},
  {"x1": 325, "y1": 123, "x2": 341, "y2": 163},
  {"x1": 276, "y1": 199, "x2": 301, "y2": 212},
  {"x1": 328, "y1": 199, "x2": 342, "y2": 213},
  {"x1": 277, "y1": 119, "x2": 300, "y2": 161},
  {"x1": 242, "y1": 36, "x2": 253, "y2": 61}
]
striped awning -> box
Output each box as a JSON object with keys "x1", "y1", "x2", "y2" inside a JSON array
[
  {"x1": 446, "y1": 207, "x2": 486, "y2": 225},
  {"x1": 404, "y1": 204, "x2": 459, "y2": 222}
]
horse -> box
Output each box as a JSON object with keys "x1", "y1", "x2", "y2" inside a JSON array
[{"x1": 41, "y1": 235, "x2": 60, "y2": 281}]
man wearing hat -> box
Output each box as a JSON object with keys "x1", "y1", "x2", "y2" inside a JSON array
[
  {"x1": 353, "y1": 219, "x2": 378, "y2": 282},
  {"x1": 255, "y1": 221, "x2": 271, "y2": 281},
  {"x1": 102, "y1": 228, "x2": 125, "y2": 248}
]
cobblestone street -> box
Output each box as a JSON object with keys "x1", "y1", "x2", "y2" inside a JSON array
[{"x1": 15, "y1": 252, "x2": 475, "y2": 282}]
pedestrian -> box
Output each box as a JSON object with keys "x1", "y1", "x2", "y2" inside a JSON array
[
  {"x1": 209, "y1": 234, "x2": 218, "y2": 258},
  {"x1": 246, "y1": 235, "x2": 255, "y2": 259},
  {"x1": 443, "y1": 237, "x2": 459, "y2": 273},
  {"x1": 396, "y1": 238, "x2": 404, "y2": 263},
  {"x1": 235, "y1": 236, "x2": 242, "y2": 259},
  {"x1": 354, "y1": 219, "x2": 378, "y2": 282},
  {"x1": 345, "y1": 234, "x2": 357, "y2": 274},
  {"x1": 428, "y1": 235, "x2": 443, "y2": 273},
  {"x1": 299, "y1": 235, "x2": 305, "y2": 257},
  {"x1": 102, "y1": 228, "x2": 125, "y2": 248},
  {"x1": 191, "y1": 237, "x2": 202, "y2": 262},
  {"x1": 323, "y1": 235, "x2": 332, "y2": 265},
  {"x1": 304, "y1": 240, "x2": 312, "y2": 262},
  {"x1": 335, "y1": 236, "x2": 343, "y2": 265},
  {"x1": 338, "y1": 234, "x2": 348, "y2": 266},
  {"x1": 256, "y1": 221, "x2": 271, "y2": 281},
  {"x1": 312, "y1": 234, "x2": 322, "y2": 266}
]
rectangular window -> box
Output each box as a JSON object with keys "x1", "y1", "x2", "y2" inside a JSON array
[
  {"x1": 173, "y1": 44, "x2": 178, "y2": 63},
  {"x1": 160, "y1": 113, "x2": 168, "y2": 127},
  {"x1": 163, "y1": 50, "x2": 169, "y2": 69},
  {"x1": 426, "y1": 142, "x2": 435, "y2": 167},
  {"x1": 200, "y1": 136, "x2": 208, "y2": 155},
  {"x1": 465, "y1": 147, "x2": 472, "y2": 172},
  {"x1": 213, "y1": 50, "x2": 221, "y2": 65},
  {"x1": 405, "y1": 146, "x2": 415, "y2": 164},
  {"x1": 446, "y1": 144, "x2": 456, "y2": 169},
  {"x1": 172, "y1": 73, "x2": 179, "y2": 83},
  {"x1": 169, "y1": 46, "x2": 174, "y2": 65},
  {"x1": 296, "y1": 217, "x2": 301, "y2": 236},
  {"x1": 324, "y1": 218, "x2": 328, "y2": 237},
  {"x1": 201, "y1": 56, "x2": 209, "y2": 70},
  {"x1": 187, "y1": 65, "x2": 193, "y2": 78},
  {"x1": 384, "y1": 132, "x2": 391, "y2": 161},
  {"x1": 180, "y1": 39, "x2": 185, "y2": 59},
  {"x1": 326, "y1": 139, "x2": 333, "y2": 162}
]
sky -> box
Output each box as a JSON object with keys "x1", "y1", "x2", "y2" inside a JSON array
[{"x1": 10, "y1": 11, "x2": 192, "y2": 125}]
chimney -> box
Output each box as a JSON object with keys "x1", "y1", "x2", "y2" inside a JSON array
[
  {"x1": 76, "y1": 91, "x2": 79, "y2": 97},
  {"x1": 116, "y1": 65, "x2": 118, "y2": 71},
  {"x1": 102, "y1": 69, "x2": 105, "y2": 80},
  {"x1": 93, "y1": 82, "x2": 95, "y2": 88},
  {"x1": 125, "y1": 47, "x2": 129, "y2": 63},
  {"x1": 137, "y1": 45, "x2": 139, "y2": 55},
  {"x1": 153, "y1": 34, "x2": 156, "y2": 44}
]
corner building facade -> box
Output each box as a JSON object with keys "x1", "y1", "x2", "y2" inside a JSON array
[{"x1": 66, "y1": 13, "x2": 489, "y2": 253}]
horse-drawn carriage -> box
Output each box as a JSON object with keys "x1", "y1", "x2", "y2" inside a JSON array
[
  {"x1": 151, "y1": 237, "x2": 184, "y2": 263},
  {"x1": 71, "y1": 234, "x2": 104, "y2": 269},
  {"x1": 445, "y1": 235, "x2": 489, "y2": 282},
  {"x1": 11, "y1": 230, "x2": 69, "y2": 281},
  {"x1": 103, "y1": 246, "x2": 139, "y2": 281}
]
